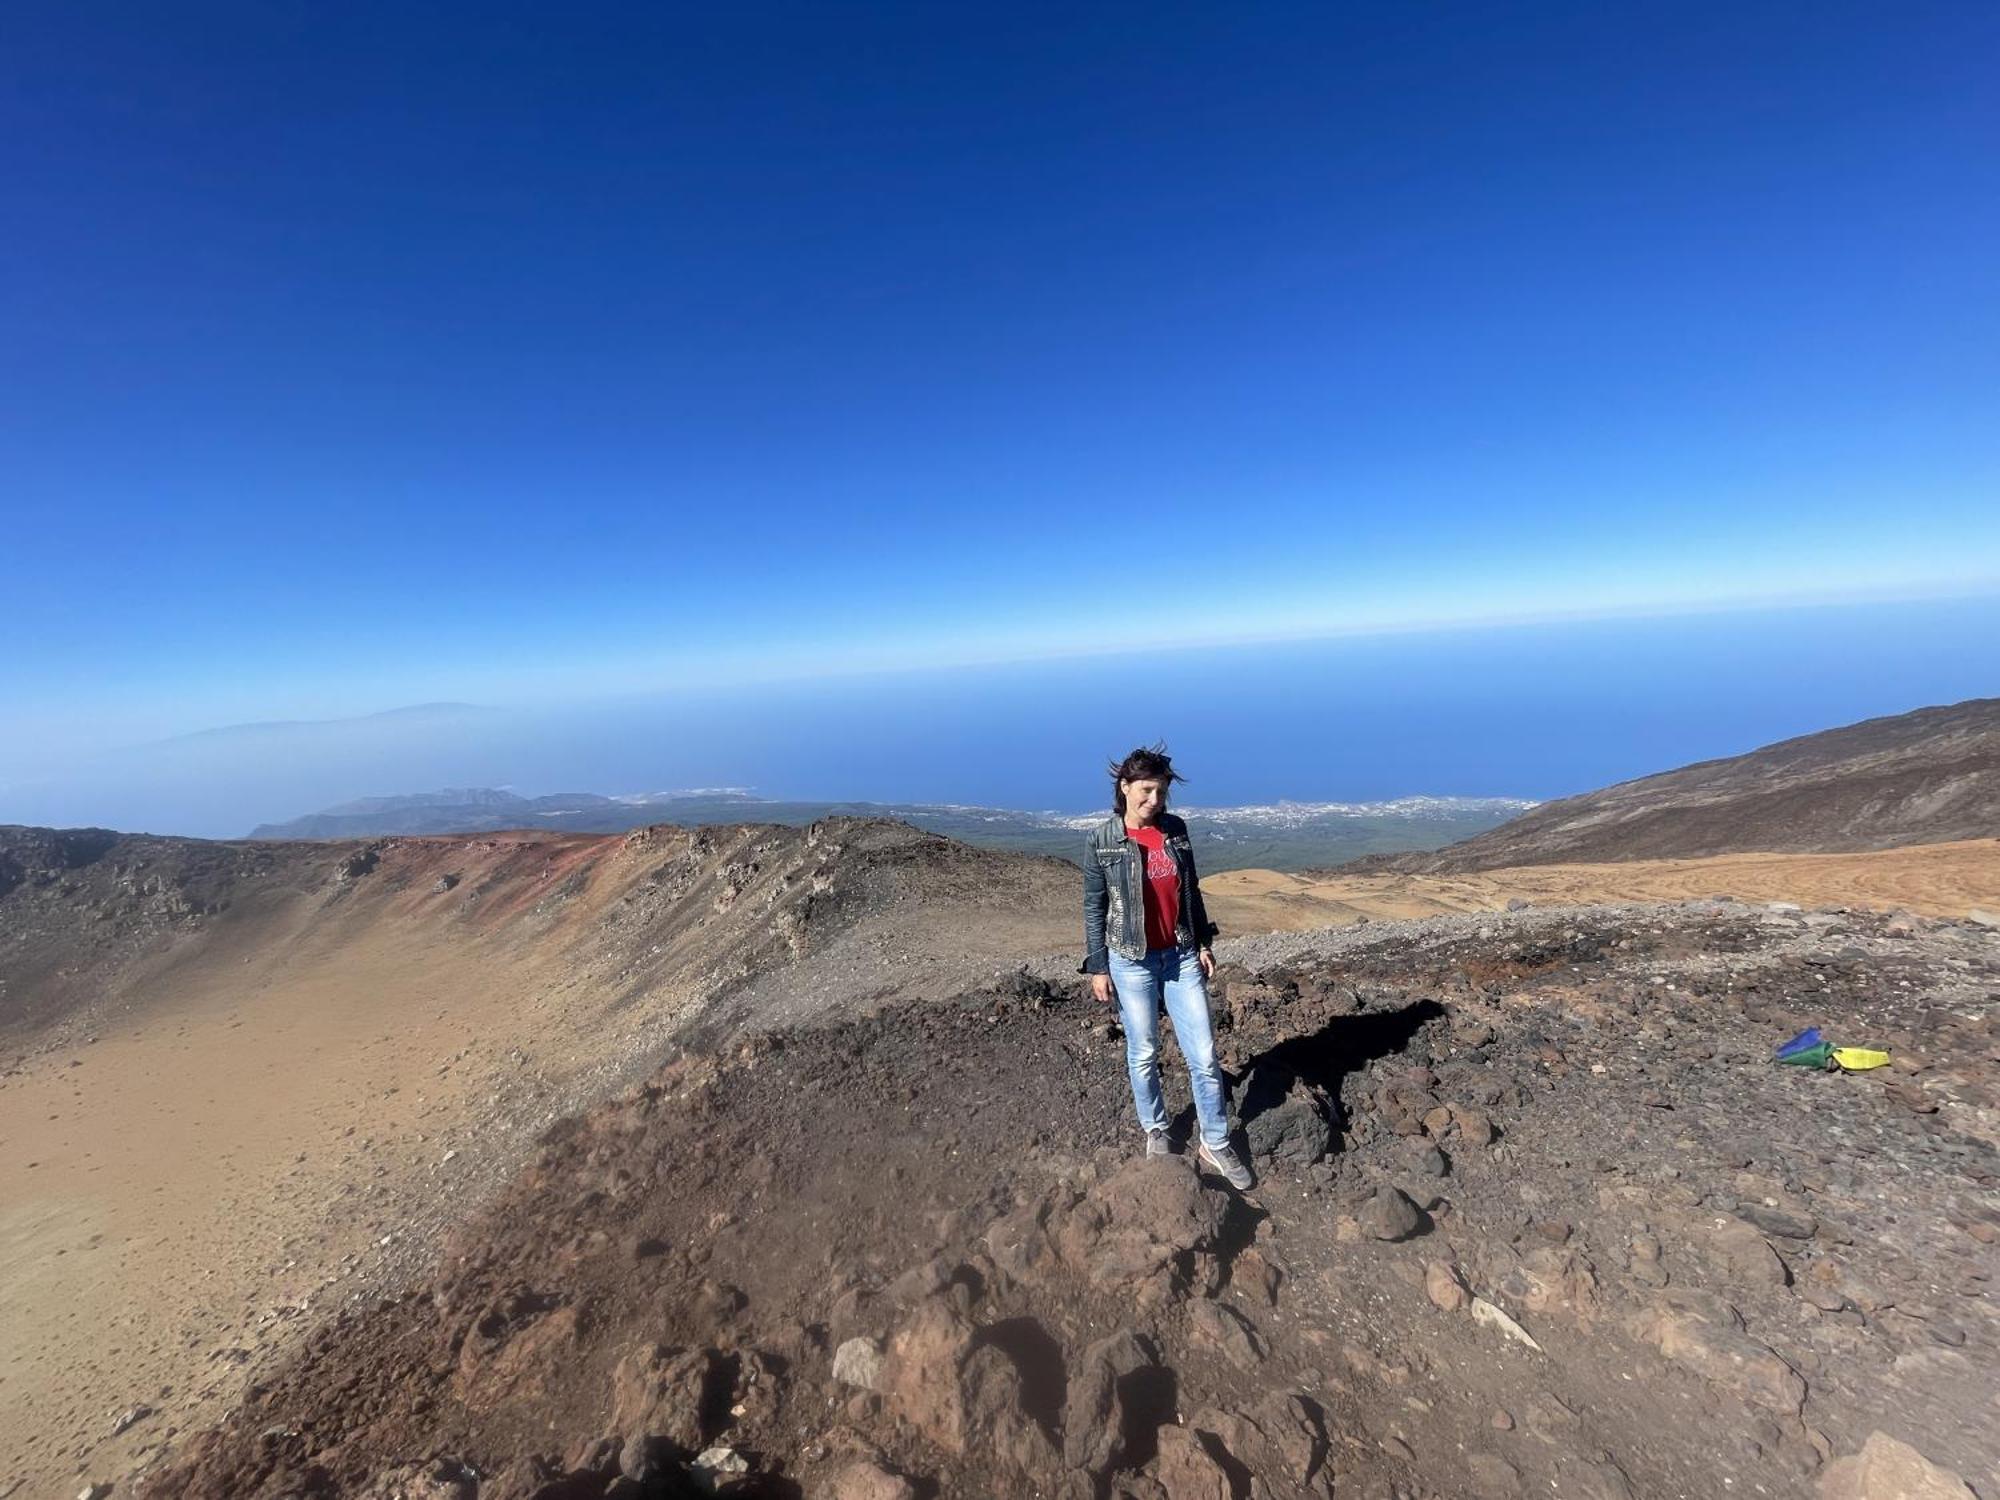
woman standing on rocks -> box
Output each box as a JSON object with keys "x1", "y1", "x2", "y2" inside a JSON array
[{"x1": 1081, "y1": 745, "x2": 1254, "y2": 1190}]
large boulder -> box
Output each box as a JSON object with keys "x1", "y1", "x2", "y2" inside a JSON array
[
  {"x1": 608, "y1": 1344, "x2": 732, "y2": 1453},
  {"x1": 986, "y1": 1159, "x2": 1236, "y2": 1307},
  {"x1": 1189, "y1": 1394, "x2": 1333, "y2": 1499},
  {"x1": 1061, "y1": 1329, "x2": 1160, "y2": 1476},
  {"x1": 879, "y1": 1296, "x2": 1058, "y2": 1476},
  {"x1": 1237, "y1": 1061, "x2": 1337, "y2": 1164},
  {"x1": 1050, "y1": 1158, "x2": 1233, "y2": 1306},
  {"x1": 1150, "y1": 1426, "x2": 1232, "y2": 1500}
]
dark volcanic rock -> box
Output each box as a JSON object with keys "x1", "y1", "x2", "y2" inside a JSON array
[
  {"x1": 1238, "y1": 1060, "x2": 1337, "y2": 1164},
  {"x1": 1359, "y1": 1186, "x2": 1428, "y2": 1241}
]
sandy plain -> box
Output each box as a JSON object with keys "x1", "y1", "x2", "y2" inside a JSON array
[{"x1": 1200, "y1": 837, "x2": 2000, "y2": 934}]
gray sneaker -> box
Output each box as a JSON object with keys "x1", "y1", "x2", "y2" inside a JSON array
[
  {"x1": 1144, "y1": 1128, "x2": 1173, "y2": 1158},
  {"x1": 1197, "y1": 1138, "x2": 1255, "y2": 1190}
]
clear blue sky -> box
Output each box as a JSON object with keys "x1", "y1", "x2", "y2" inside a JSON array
[{"x1": 5, "y1": 2, "x2": 1997, "y2": 764}]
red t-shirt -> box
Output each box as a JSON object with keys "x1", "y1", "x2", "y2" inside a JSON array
[{"x1": 1123, "y1": 823, "x2": 1181, "y2": 951}]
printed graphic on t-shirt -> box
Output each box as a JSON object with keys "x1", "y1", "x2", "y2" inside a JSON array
[{"x1": 1125, "y1": 826, "x2": 1181, "y2": 951}]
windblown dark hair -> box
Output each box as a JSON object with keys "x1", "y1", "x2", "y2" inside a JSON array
[{"x1": 1108, "y1": 743, "x2": 1186, "y2": 815}]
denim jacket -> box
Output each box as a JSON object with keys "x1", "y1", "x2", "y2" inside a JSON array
[{"x1": 1079, "y1": 811, "x2": 1220, "y2": 974}]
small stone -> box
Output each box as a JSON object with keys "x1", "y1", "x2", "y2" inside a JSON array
[
  {"x1": 1467, "y1": 1453, "x2": 1524, "y2": 1497},
  {"x1": 832, "y1": 1336, "x2": 884, "y2": 1390},
  {"x1": 620, "y1": 1434, "x2": 667, "y2": 1482},
  {"x1": 1702, "y1": 1216, "x2": 1791, "y2": 1287},
  {"x1": 1234, "y1": 1247, "x2": 1283, "y2": 1306},
  {"x1": 826, "y1": 1460, "x2": 919, "y2": 1500},
  {"x1": 1885, "y1": 1078, "x2": 1939, "y2": 1114},
  {"x1": 1425, "y1": 1260, "x2": 1470, "y2": 1312},
  {"x1": 1469, "y1": 1298, "x2": 1541, "y2": 1350},
  {"x1": 1359, "y1": 1187, "x2": 1427, "y2": 1242},
  {"x1": 694, "y1": 1445, "x2": 749, "y2": 1481},
  {"x1": 108, "y1": 1404, "x2": 154, "y2": 1437},
  {"x1": 1450, "y1": 1104, "x2": 1497, "y2": 1145},
  {"x1": 1490, "y1": 1408, "x2": 1515, "y2": 1431},
  {"x1": 1738, "y1": 1204, "x2": 1816, "y2": 1240},
  {"x1": 1524, "y1": 1394, "x2": 1581, "y2": 1439}
]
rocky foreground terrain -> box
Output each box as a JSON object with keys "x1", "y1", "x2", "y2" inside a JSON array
[{"x1": 135, "y1": 898, "x2": 1999, "y2": 1500}]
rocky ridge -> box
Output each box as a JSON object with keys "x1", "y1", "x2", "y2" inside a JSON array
[
  {"x1": 0, "y1": 816, "x2": 1077, "y2": 1045},
  {"x1": 135, "y1": 899, "x2": 2000, "y2": 1500},
  {"x1": 1359, "y1": 697, "x2": 2000, "y2": 873}
]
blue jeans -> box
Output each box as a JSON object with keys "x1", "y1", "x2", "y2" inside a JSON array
[{"x1": 1108, "y1": 945, "x2": 1230, "y2": 1149}]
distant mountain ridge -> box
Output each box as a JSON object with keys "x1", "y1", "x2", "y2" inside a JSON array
[
  {"x1": 151, "y1": 702, "x2": 495, "y2": 747},
  {"x1": 1357, "y1": 697, "x2": 2000, "y2": 873},
  {"x1": 248, "y1": 790, "x2": 1534, "y2": 873}
]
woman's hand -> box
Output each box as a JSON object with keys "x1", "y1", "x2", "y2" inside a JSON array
[
  {"x1": 1091, "y1": 973, "x2": 1115, "y2": 1005},
  {"x1": 1197, "y1": 946, "x2": 1215, "y2": 981}
]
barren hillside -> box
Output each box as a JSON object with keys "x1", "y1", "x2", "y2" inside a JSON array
[
  {"x1": 1360, "y1": 698, "x2": 2000, "y2": 873},
  {"x1": 9, "y1": 812, "x2": 1999, "y2": 1500},
  {"x1": 139, "y1": 900, "x2": 2000, "y2": 1500},
  {"x1": 0, "y1": 818, "x2": 1077, "y2": 1496}
]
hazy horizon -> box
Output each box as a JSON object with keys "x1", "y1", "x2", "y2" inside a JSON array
[{"x1": 5, "y1": 596, "x2": 1992, "y2": 839}]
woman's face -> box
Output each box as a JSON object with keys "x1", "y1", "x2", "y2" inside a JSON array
[{"x1": 1121, "y1": 777, "x2": 1168, "y2": 825}]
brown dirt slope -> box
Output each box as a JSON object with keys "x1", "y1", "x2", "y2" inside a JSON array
[
  {"x1": 0, "y1": 817, "x2": 1077, "y2": 1497},
  {"x1": 1205, "y1": 838, "x2": 2000, "y2": 933},
  {"x1": 136, "y1": 900, "x2": 2000, "y2": 1500},
  {"x1": 1358, "y1": 697, "x2": 2000, "y2": 873}
]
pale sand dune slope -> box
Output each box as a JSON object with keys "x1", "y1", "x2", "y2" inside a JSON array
[{"x1": 1203, "y1": 837, "x2": 2000, "y2": 933}]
